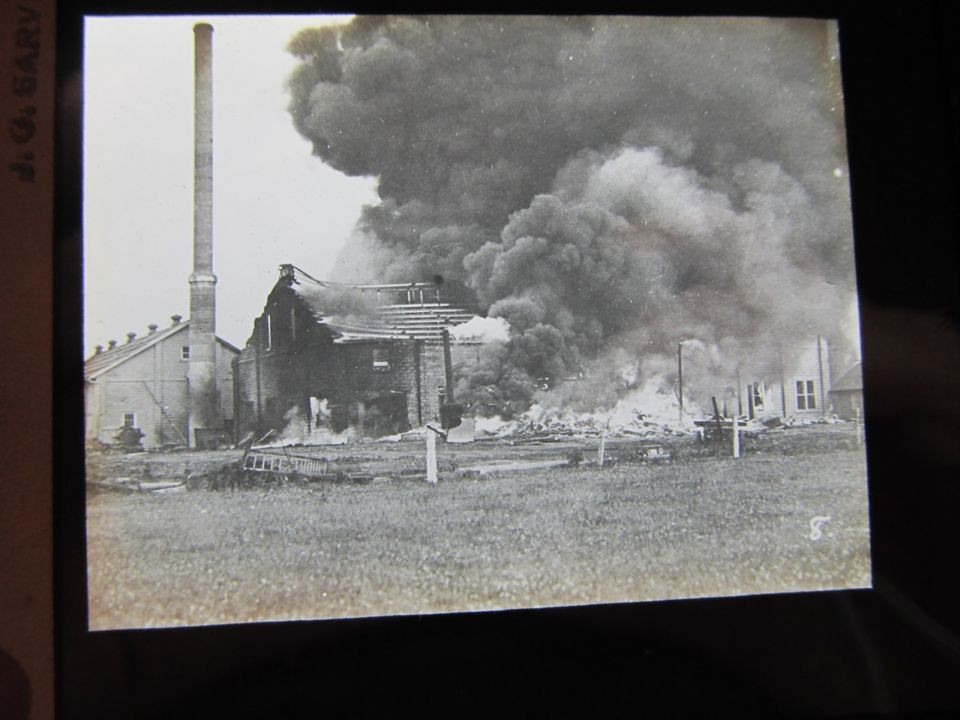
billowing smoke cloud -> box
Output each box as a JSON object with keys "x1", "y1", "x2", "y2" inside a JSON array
[{"x1": 287, "y1": 16, "x2": 857, "y2": 416}]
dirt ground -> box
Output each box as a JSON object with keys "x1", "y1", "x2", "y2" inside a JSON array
[{"x1": 86, "y1": 424, "x2": 871, "y2": 629}]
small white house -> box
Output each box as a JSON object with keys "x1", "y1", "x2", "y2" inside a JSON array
[{"x1": 735, "y1": 337, "x2": 832, "y2": 419}]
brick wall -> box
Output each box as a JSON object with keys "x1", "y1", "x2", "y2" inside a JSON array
[
  {"x1": 235, "y1": 309, "x2": 457, "y2": 436},
  {"x1": 216, "y1": 341, "x2": 236, "y2": 423},
  {"x1": 234, "y1": 284, "x2": 485, "y2": 436}
]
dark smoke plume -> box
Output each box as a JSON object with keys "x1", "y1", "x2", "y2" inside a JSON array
[{"x1": 287, "y1": 16, "x2": 857, "y2": 415}]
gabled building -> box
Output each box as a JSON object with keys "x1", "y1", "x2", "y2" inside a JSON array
[
  {"x1": 84, "y1": 316, "x2": 239, "y2": 450},
  {"x1": 829, "y1": 361, "x2": 864, "y2": 420},
  {"x1": 734, "y1": 337, "x2": 834, "y2": 419},
  {"x1": 234, "y1": 265, "x2": 478, "y2": 439}
]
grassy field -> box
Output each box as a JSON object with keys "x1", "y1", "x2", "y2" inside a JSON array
[{"x1": 86, "y1": 427, "x2": 871, "y2": 629}]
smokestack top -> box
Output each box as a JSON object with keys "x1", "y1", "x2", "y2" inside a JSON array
[
  {"x1": 194, "y1": 22, "x2": 213, "y2": 35},
  {"x1": 171, "y1": 314, "x2": 183, "y2": 326}
]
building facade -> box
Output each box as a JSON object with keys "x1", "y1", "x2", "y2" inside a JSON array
[
  {"x1": 84, "y1": 317, "x2": 238, "y2": 450},
  {"x1": 234, "y1": 266, "x2": 477, "y2": 440},
  {"x1": 730, "y1": 337, "x2": 835, "y2": 419}
]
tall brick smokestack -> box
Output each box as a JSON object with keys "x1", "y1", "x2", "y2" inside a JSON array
[{"x1": 188, "y1": 22, "x2": 220, "y2": 446}]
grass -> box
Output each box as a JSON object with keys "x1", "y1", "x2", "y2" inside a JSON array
[{"x1": 86, "y1": 434, "x2": 871, "y2": 630}]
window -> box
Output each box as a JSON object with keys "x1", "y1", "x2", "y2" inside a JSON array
[
  {"x1": 180, "y1": 345, "x2": 190, "y2": 360},
  {"x1": 122, "y1": 412, "x2": 136, "y2": 428},
  {"x1": 796, "y1": 380, "x2": 817, "y2": 410},
  {"x1": 372, "y1": 348, "x2": 390, "y2": 371},
  {"x1": 264, "y1": 314, "x2": 272, "y2": 350},
  {"x1": 752, "y1": 382, "x2": 764, "y2": 410}
]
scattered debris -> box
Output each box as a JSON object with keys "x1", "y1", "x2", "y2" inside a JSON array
[
  {"x1": 139, "y1": 481, "x2": 187, "y2": 493},
  {"x1": 458, "y1": 459, "x2": 570, "y2": 478},
  {"x1": 242, "y1": 449, "x2": 331, "y2": 479},
  {"x1": 446, "y1": 417, "x2": 477, "y2": 444},
  {"x1": 113, "y1": 425, "x2": 145, "y2": 453},
  {"x1": 89, "y1": 475, "x2": 186, "y2": 493}
]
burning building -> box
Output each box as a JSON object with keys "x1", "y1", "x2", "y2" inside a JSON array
[
  {"x1": 284, "y1": 17, "x2": 862, "y2": 423},
  {"x1": 234, "y1": 265, "x2": 479, "y2": 439},
  {"x1": 729, "y1": 337, "x2": 835, "y2": 420}
]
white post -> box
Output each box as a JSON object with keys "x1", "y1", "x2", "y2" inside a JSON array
[
  {"x1": 732, "y1": 416, "x2": 740, "y2": 459},
  {"x1": 598, "y1": 430, "x2": 606, "y2": 467},
  {"x1": 426, "y1": 428, "x2": 438, "y2": 484},
  {"x1": 854, "y1": 405, "x2": 863, "y2": 446}
]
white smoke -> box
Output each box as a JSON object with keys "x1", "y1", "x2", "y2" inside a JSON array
[
  {"x1": 268, "y1": 402, "x2": 354, "y2": 447},
  {"x1": 450, "y1": 315, "x2": 511, "y2": 343}
]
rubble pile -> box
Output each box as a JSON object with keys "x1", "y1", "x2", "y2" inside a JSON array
[
  {"x1": 471, "y1": 407, "x2": 689, "y2": 443},
  {"x1": 756, "y1": 413, "x2": 843, "y2": 430}
]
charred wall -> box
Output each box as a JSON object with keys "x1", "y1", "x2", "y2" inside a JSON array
[{"x1": 234, "y1": 289, "x2": 456, "y2": 437}]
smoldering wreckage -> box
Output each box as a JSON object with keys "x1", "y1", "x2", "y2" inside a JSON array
[{"x1": 86, "y1": 17, "x2": 866, "y2": 494}]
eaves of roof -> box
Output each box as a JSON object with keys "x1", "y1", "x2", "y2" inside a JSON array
[
  {"x1": 830, "y1": 361, "x2": 863, "y2": 392},
  {"x1": 85, "y1": 321, "x2": 239, "y2": 381}
]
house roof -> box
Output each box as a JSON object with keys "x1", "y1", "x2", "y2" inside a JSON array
[
  {"x1": 831, "y1": 361, "x2": 863, "y2": 392},
  {"x1": 284, "y1": 266, "x2": 476, "y2": 343},
  {"x1": 84, "y1": 320, "x2": 240, "y2": 381}
]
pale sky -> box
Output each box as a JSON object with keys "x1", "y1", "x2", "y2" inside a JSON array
[{"x1": 83, "y1": 15, "x2": 379, "y2": 356}]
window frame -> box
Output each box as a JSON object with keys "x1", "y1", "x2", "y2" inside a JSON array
[
  {"x1": 795, "y1": 379, "x2": 817, "y2": 410},
  {"x1": 372, "y1": 347, "x2": 390, "y2": 371}
]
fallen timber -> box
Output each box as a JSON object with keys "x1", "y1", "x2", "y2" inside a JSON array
[
  {"x1": 239, "y1": 447, "x2": 376, "y2": 483},
  {"x1": 172, "y1": 430, "x2": 681, "y2": 490},
  {"x1": 693, "y1": 417, "x2": 749, "y2": 444},
  {"x1": 242, "y1": 449, "x2": 331, "y2": 478}
]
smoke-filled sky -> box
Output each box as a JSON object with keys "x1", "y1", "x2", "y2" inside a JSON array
[
  {"x1": 85, "y1": 15, "x2": 861, "y2": 412},
  {"x1": 285, "y1": 16, "x2": 860, "y2": 409}
]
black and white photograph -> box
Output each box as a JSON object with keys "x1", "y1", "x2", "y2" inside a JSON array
[{"x1": 83, "y1": 14, "x2": 871, "y2": 631}]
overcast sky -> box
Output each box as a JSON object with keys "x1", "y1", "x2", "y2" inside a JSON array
[{"x1": 83, "y1": 15, "x2": 378, "y2": 355}]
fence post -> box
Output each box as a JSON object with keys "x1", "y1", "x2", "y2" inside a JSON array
[
  {"x1": 732, "y1": 416, "x2": 740, "y2": 459},
  {"x1": 426, "y1": 427, "x2": 438, "y2": 484}
]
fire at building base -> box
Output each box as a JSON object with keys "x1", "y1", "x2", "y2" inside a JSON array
[{"x1": 233, "y1": 265, "x2": 479, "y2": 443}]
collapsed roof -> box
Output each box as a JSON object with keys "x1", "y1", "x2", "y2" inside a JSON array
[{"x1": 280, "y1": 265, "x2": 475, "y2": 343}]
